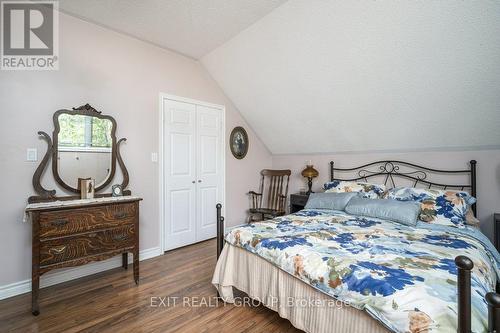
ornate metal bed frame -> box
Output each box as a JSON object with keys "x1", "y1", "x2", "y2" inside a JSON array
[
  {"x1": 215, "y1": 159, "x2": 500, "y2": 333},
  {"x1": 329, "y1": 160, "x2": 477, "y2": 216}
]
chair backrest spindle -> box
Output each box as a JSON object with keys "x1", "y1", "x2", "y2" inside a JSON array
[{"x1": 259, "y1": 169, "x2": 291, "y2": 212}]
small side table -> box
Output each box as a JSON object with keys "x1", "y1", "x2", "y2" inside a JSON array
[
  {"x1": 494, "y1": 213, "x2": 500, "y2": 251},
  {"x1": 290, "y1": 193, "x2": 309, "y2": 213}
]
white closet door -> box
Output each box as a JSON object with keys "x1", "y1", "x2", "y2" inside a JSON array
[
  {"x1": 195, "y1": 105, "x2": 223, "y2": 242},
  {"x1": 163, "y1": 99, "x2": 197, "y2": 250}
]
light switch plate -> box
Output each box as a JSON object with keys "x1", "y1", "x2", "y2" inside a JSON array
[
  {"x1": 151, "y1": 152, "x2": 158, "y2": 163},
  {"x1": 27, "y1": 148, "x2": 37, "y2": 162}
]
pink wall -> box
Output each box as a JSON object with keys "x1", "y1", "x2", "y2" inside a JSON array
[
  {"x1": 273, "y1": 150, "x2": 500, "y2": 240},
  {"x1": 0, "y1": 12, "x2": 271, "y2": 288}
]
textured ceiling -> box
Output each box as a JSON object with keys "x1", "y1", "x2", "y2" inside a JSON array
[
  {"x1": 202, "y1": 0, "x2": 500, "y2": 154},
  {"x1": 58, "y1": 0, "x2": 287, "y2": 59}
]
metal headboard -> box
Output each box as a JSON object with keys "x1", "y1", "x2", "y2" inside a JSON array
[{"x1": 329, "y1": 160, "x2": 477, "y2": 216}]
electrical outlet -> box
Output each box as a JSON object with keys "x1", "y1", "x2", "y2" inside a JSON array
[
  {"x1": 27, "y1": 148, "x2": 37, "y2": 162},
  {"x1": 151, "y1": 152, "x2": 158, "y2": 163}
]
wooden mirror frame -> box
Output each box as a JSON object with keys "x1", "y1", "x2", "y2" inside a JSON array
[
  {"x1": 52, "y1": 104, "x2": 117, "y2": 193},
  {"x1": 29, "y1": 103, "x2": 130, "y2": 203}
]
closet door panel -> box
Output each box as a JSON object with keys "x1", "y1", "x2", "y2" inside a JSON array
[
  {"x1": 170, "y1": 189, "x2": 193, "y2": 234},
  {"x1": 199, "y1": 186, "x2": 218, "y2": 229},
  {"x1": 196, "y1": 105, "x2": 223, "y2": 241},
  {"x1": 164, "y1": 100, "x2": 197, "y2": 250}
]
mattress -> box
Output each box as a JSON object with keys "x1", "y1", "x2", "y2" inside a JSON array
[{"x1": 213, "y1": 242, "x2": 389, "y2": 333}]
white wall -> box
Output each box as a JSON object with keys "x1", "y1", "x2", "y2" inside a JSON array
[
  {"x1": 273, "y1": 149, "x2": 500, "y2": 240},
  {"x1": 203, "y1": 0, "x2": 500, "y2": 154},
  {"x1": 0, "y1": 12, "x2": 271, "y2": 288}
]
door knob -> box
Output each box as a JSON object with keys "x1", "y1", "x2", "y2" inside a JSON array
[
  {"x1": 192, "y1": 181, "x2": 195, "y2": 183},
  {"x1": 198, "y1": 180, "x2": 202, "y2": 183}
]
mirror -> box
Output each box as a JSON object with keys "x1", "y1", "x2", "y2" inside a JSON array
[
  {"x1": 56, "y1": 113, "x2": 113, "y2": 188},
  {"x1": 51, "y1": 104, "x2": 118, "y2": 193},
  {"x1": 29, "y1": 103, "x2": 129, "y2": 202}
]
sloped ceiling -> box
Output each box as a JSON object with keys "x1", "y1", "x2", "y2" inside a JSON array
[
  {"x1": 58, "y1": 0, "x2": 287, "y2": 59},
  {"x1": 202, "y1": 1, "x2": 500, "y2": 154}
]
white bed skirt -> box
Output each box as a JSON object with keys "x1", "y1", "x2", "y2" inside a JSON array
[{"x1": 212, "y1": 243, "x2": 389, "y2": 333}]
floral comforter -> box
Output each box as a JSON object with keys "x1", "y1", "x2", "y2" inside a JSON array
[{"x1": 225, "y1": 209, "x2": 500, "y2": 333}]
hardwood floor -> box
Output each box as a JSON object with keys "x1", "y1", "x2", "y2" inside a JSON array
[{"x1": 0, "y1": 239, "x2": 302, "y2": 333}]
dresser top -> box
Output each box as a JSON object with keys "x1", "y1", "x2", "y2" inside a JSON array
[{"x1": 25, "y1": 195, "x2": 142, "y2": 212}]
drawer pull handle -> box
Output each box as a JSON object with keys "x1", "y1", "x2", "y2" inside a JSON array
[
  {"x1": 51, "y1": 219, "x2": 69, "y2": 227},
  {"x1": 113, "y1": 234, "x2": 128, "y2": 241},
  {"x1": 114, "y1": 212, "x2": 127, "y2": 219},
  {"x1": 49, "y1": 245, "x2": 67, "y2": 254}
]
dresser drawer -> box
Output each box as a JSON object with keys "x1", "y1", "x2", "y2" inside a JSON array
[
  {"x1": 39, "y1": 225, "x2": 135, "y2": 266},
  {"x1": 39, "y1": 203, "x2": 137, "y2": 238}
]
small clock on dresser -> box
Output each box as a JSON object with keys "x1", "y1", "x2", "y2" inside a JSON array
[{"x1": 112, "y1": 184, "x2": 123, "y2": 197}]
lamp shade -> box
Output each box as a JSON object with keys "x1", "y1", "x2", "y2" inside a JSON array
[{"x1": 301, "y1": 165, "x2": 319, "y2": 178}]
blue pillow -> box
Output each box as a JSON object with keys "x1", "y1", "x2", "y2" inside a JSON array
[
  {"x1": 345, "y1": 197, "x2": 421, "y2": 226},
  {"x1": 304, "y1": 192, "x2": 358, "y2": 211}
]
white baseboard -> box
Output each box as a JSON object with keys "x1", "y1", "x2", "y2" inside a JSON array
[{"x1": 0, "y1": 247, "x2": 162, "y2": 301}]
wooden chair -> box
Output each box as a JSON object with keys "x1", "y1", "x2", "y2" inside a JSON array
[{"x1": 248, "y1": 169, "x2": 291, "y2": 222}]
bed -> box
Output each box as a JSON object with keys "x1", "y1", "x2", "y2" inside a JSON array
[{"x1": 212, "y1": 160, "x2": 500, "y2": 333}]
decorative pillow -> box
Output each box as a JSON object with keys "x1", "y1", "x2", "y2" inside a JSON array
[
  {"x1": 323, "y1": 180, "x2": 386, "y2": 199},
  {"x1": 345, "y1": 197, "x2": 421, "y2": 226},
  {"x1": 465, "y1": 209, "x2": 480, "y2": 228},
  {"x1": 384, "y1": 187, "x2": 476, "y2": 227},
  {"x1": 304, "y1": 192, "x2": 359, "y2": 211}
]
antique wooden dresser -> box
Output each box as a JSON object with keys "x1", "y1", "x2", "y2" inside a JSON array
[
  {"x1": 26, "y1": 196, "x2": 141, "y2": 315},
  {"x1": 26, "y1": 103, "x2": 142, "y2": 315}
]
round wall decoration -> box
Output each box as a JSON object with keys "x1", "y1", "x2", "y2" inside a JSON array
[{"x1": 229, "y1": 126, "x2": 249, "y2": 159}]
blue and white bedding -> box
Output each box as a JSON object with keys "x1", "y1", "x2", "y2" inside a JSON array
[{"x1": 225, "y1": 209, "x2": 500, "y2": 333}]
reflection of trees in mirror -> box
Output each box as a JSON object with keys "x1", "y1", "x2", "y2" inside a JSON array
[{"x1": 58, "y1": 114, "x2": 112, "y2": 148}]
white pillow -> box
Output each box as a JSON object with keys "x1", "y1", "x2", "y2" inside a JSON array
[{"x1": 323, "y1": 180, "x2": 386, "y2": 199}]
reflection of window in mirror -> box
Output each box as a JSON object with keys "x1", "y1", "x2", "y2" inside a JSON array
[{"x1": 58, "y1": 114, "x2": 112, "y2": 152}]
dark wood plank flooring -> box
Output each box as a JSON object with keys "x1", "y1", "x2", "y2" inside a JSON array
[{"x1": 0, "y1": 239, "x2": 302, "y2": 333}]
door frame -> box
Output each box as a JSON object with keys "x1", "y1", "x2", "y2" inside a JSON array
[{"x1": 159, "y1": 93, "x2": 226, "y2": 253}]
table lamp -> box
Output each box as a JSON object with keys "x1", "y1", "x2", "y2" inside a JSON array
[{"x1": 301, "y1": 164, "x2": 319, "y2": 195}]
